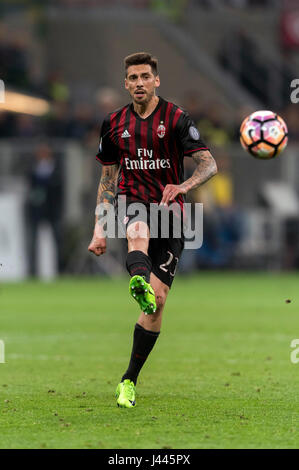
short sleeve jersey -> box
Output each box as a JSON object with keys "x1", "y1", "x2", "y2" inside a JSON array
[{"x1": 96, "y1": 96, "x2": 209, "y2": 209}]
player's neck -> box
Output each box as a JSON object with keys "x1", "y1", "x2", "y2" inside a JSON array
[{"x1": 133, "y1": 95, "x2": 159, "y2": 119}]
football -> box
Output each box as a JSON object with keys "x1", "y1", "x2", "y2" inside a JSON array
[{"x1": 240, "y1": 110, "x2": 288, "y2": 159}]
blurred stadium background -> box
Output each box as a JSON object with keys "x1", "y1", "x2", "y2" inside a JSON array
[{"x1": 1, "y1": 0, "x2": 299, "y2": 281}]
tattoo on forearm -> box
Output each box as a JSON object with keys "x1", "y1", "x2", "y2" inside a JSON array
[
  {"x1": 95, "y1": 164, "x2": 119, "y2": 224},
  {"x1": 181, "y1": 150, "x2": 217, "y2": 193}
]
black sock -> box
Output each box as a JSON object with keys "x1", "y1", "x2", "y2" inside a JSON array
[
  {"x1": 121, "y1": 323, "x2": 160, "y2": 385},
  {"x1": 126, "y1": 250, "x2": 152, "y2": 283}
]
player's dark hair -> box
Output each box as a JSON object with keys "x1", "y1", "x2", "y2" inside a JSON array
[{"x1": 124, "y1": 52, "x2": 158, "y2": 76}]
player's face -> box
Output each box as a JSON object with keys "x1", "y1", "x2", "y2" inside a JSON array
[{"x1": 125, "y1": 64, "x2": 160, "y2": 105}]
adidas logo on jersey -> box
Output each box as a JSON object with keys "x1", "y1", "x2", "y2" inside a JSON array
[{"x1": 121, "y1": 130, "x2": 131, "y2": 138}]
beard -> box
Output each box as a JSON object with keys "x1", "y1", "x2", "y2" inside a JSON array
[{"x1": 132, "y1": 89, "x2": 155, "y2": 106}]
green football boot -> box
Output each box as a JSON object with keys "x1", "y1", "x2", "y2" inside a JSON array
[
  {"x1": 115, "y1": 379, "x2": 136, "y2": 408},
  {"x1": 129, "y1": 275, "x2": 156, "y2": 315}
]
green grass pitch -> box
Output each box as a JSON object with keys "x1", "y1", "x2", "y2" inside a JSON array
[{"x1": 1, "y1": 273, "x2": 299, "y2": 449}]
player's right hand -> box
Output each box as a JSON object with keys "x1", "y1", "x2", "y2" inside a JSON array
[{"x1": 88, "y1": 224, "x2": 107, "y2": 256}]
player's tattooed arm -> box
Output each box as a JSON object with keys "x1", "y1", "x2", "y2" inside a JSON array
[
  {"x1": 88, "y1": 164, "x2": 119, "y2": 256},
  {"x1": 181, "y1": 150, "x2": 217, "y2": 193},
  {"x1": 96, "y1": 164, "x2": 119, "y2": 205},
  {"x1": 160, "y1": 150, "x2": 217, "y2": 206},
  {"x1": 95, "y1": 164, "x2": 119, "y2": 224}
]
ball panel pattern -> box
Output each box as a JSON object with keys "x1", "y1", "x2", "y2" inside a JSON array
[{"x1": 239, "y1": 110, "x2": 288, "y2": 159}]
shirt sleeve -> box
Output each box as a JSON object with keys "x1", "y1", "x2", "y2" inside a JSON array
[
  {"x1": 96, "y1": 115, "x2": 118, "y2": 165},
  {"x1": 176, "y1": 111, "x2": 209, "y2": 157}
]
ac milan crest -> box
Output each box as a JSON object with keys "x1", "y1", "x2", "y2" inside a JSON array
[{"x1": 157, "y1": 122, "x2": 166, "y2": 138}]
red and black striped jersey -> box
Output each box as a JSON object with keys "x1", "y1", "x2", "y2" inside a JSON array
[{"x1": 96, "y1": 96, "x2": 209, "y2": 208}]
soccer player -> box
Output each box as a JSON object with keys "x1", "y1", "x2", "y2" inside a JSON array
[{"x1": 88, "y1": 52, "x2": 217, "y2": 408}]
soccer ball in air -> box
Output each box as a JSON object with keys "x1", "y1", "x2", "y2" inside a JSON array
[{"x1": 240, "y1": 110, "x2": 288, "y2": 159}]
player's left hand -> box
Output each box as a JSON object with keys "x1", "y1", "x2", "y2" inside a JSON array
[{"x1": 160, "y1": 184, "x2": 186, "y2": 206}]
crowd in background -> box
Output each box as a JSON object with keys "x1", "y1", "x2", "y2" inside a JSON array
[
  {"x1": 0, "y1": 0, "x2": 278, "y2": 8},
  {"x1": 192, "y1": 0, "x2": 278, "y2": 8},
  {"x1": 1, "y1": 12, "x2": 298, "y2": 144},
  {"x1": 0, "y1": 38, "x2": 250, "y2": 275},
  {"x1": 0, "y1": 28, "x2": 31, "y2": 91},
  {"x1": 2, "y1": 89, "x2": 298, "y2": 143},
  {"x1": 1, "y1": 4, "x2": 299, "y2": 276}
]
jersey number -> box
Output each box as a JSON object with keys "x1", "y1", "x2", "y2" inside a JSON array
[{"x1": 159, "y1": 251, "x2": 179, "y2": 277}]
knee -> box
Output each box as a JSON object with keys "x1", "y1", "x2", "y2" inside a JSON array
[
  {"x1": 127, "y1": 232, "x2": 149, "y2": 253},
  {"x1": 140, "y1": 287, "x2": 167, "y2": 330},
  {"x1": 127, "y1": 222, "x2": 149, "y2": 247},
  {"x1": 143, "y1": 290, "x2": 166, "y2": 322},
  {"x1": 154, "y1": 290, "x2": 168, "y2": 312},
  {"x1": 127, "y1": 235, "x2": 147, "y2": 252}
]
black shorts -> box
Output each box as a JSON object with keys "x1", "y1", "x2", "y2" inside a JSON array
[
  {"x1": 118, "y1": 204, "x2": 184, "y2": 288},
  {"x1": 148, "y1": 236, "x2": 184, "y2": 288}
]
